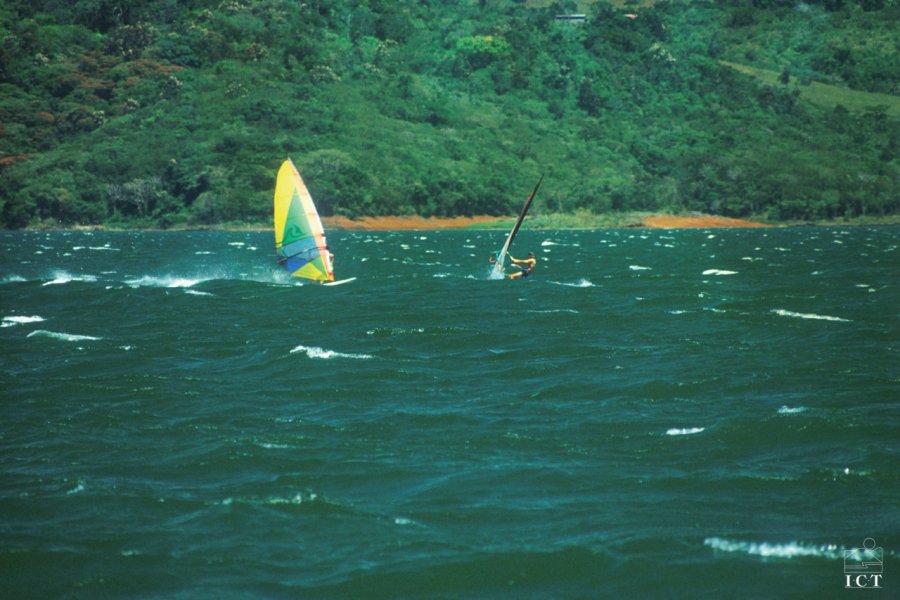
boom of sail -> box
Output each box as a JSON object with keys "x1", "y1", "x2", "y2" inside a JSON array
[
  {"x1": 273, "y1": 158, "x2": 334, "y2": 283},
  {"x1": 489, "y1": 174, "x2": 544, "y2": 280}
]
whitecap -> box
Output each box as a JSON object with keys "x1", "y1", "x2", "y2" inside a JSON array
[
  {"x1": 184, "y1": 289, "x2": 214, "y2": 296},
  {"x1": 43, "y1": 272, "x2": 97, "y2": 286},
  {"x1": 256, "y1": 441, "x2": 291, "y2": 450},
  {"x1": 126, "y1": 276, "x2": 201, "y2": 288},
  {"x1": 27, "y1": 330, "x2": 101, "y2": 342},
  {"x1": 265, "y1": 492, "x2": 317, "y2": 505},
  {"x1": 629, "y1": 265, "x2": 652, "y2": 271},
  {"x1": 543, "y1": 239, "x2": 580, "y2": 247},
  {"x1": 552, "y1": 278, "x2": 594, "y2": 288},
  {"x1": 772, "y1": 309, "x2": 850, "y2": 323},
  {"x1": 290, "y1": 345, "x2": 373, "y2": 360},
  {"x1": 778, "y1": 406, "x2": 808, "y2": 415},
  {"x1": 66, "y1": 481, "x2": 86, "y2": 495},
  {"x1": 2, "y1": 275, "x2": 27, "y2": 284},
  {"x1": 702, "y1": 269, "x2": 737, "y2": 276},
  {"x1": 2, "y1": 315, "x2": 45, "y2": 328},
  {"x1": 704, "y1": 537, "x2": 842, "y2": 560},
  {"x1": 366, "y1": 327, "x2": 425, "y2": 336},
  {"x1": 666, "y1": 427, "x2": 705, "y2": 436}
]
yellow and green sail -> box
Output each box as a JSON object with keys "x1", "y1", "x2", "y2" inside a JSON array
[{"x1": 273, "y1": 158, "x2": 334, "y2": 282}]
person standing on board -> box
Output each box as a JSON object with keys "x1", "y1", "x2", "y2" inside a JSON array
[{"x1": 508, "y1": 252, "x2": 536, "y2": 279}]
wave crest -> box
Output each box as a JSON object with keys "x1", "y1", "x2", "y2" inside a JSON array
[
  {"x1": 290, "y1": 345, "x2": 373, "y2": 360},
  {"x1": 705, "y1": 537, "x2": 842, "y2": 560}
]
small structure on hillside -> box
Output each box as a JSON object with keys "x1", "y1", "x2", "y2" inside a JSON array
[{"x1": 555, "y1": 14, "x2": 586, "y2": 22}]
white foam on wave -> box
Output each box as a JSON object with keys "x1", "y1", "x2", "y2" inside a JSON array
[
  {"x1": 290, "y1": 345, "x2": 373, "y2": 360},
  {"x1": 126, "y1": 275, "x2": 201, "y2": 288},
  {"x1": 2, "y1": 275, "x2": 27, "y2": 284},
  {"x1": 704, "y1": 537, "x2": 842, "y2": 560},
  {"x1": 184, "y1": 289, "x2": 214, "y2": 297},
  {"x1": 220, "y1": 492, "x2": 320, "y2": 507},
  {"x1": 366, "y1": 327, "x2": 425, "y2": 336},
  {"x1": 73, "y1": 244, "x2": 118, "y2": 252},
  {"x1": 666, "y1": 427, "x2": 705, "y2": 436},
  {"x1": 629, "y1": 265, "x2": 652, "y2": 271},
  {"x1": 541, "y1": 239, "x2": 579, "y2": 247},
  {"x1": 43, "y1": 272, "x2": 97, "y2": 286},
  {"x1": 553, "y1": 278, "x2": 595, "y2": 288},
  {"x1": 27, "y1": 329, "x2": 101, "y2": 342},
  {"x1": 778, "y1": 406, "x2": 808, "y2": 415},
  {"x1": 265, "y1": 492, "x2": 317, "y2": 506},
  {"x1": 772, "y1": 309, "x2": 850, "y2": 323},
  {"x1": 256, "y1": 441, "x2": 291, "y2": 450},
  {"x1": 66, "y1": 481, "x2": 86, "y2": 495},
  {"x1": 2, "y1": 315, "x2": 45, "y2": 328},
  {"x1": 702, "y1": 269, "x2": 737, "y2": 276}
]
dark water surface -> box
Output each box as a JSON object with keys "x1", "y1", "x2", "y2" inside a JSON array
[{"x1": 1, "y1": 227, "x2": 897, "y2": 598}]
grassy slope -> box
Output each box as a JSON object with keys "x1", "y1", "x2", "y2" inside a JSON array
[{"x1": 720, "y1": 60, "x2": 900, "y2": 118}]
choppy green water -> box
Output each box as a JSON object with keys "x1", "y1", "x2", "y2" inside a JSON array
[{"x1": 1, "y1": 227, "x2": 898, "y2": 598}]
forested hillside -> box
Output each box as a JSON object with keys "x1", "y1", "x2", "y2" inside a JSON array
[{"x1": 1, "y1": 0, "x2": 897, "y2": 228}]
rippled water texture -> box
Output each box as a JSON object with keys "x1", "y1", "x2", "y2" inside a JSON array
[{"x1": 1, "y1": 227, "x2": 897, "y2": 598}]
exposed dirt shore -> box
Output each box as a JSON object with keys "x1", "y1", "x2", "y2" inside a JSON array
[
  {"x1": 47, "y1": 213, "x2": 786, "y2": 232},
  {"x1": 640, "y1": 214, "x2": 770, "y2": 229},
  {"x1": 322, "y1": 214, "x2": 770, "y2": 230}
]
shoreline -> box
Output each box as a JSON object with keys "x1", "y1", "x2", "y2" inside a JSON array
[{"x1": 24, "y1": 212, "x2": 900, "y2": 232}]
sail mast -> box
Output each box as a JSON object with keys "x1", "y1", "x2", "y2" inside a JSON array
[{"x1": 490, "y1": 174, "x2": 544, "y2": 279}]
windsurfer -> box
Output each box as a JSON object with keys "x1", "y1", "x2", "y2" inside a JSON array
[{"x1": 508, "y1": 252, "x2": 536, "y2": 279}]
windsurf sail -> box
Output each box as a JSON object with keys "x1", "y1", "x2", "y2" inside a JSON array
[
  {"x1": 274, "y1": 158, "x2": 334, "y2": 282},
  {"x1": 489, "y1": 174, "x2": 544, "y2": 279}
]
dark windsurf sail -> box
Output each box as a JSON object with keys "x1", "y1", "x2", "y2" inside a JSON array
[{"x1": 490, "y1": 174, "x2": 544, "y2": 279}]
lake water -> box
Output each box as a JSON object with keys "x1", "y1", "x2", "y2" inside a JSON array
[{"x1": 1, "y1": 226, "x2": 897, "y2": 598}]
